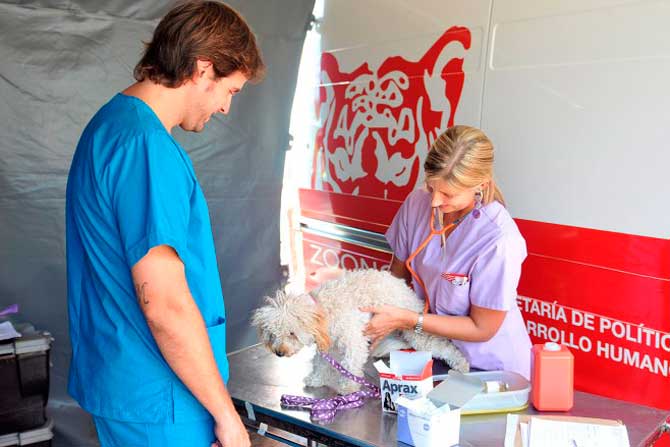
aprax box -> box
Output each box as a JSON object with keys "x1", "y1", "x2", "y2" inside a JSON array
[
  {"x1": 397, "y1": 370, "x2": 484, "y2": 447},
  {"x1": 374, "y1": 350, "x2": 433, "y2": 413}
]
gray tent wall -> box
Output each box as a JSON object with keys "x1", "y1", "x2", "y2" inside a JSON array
[{"x1": 0, "y1": 0, "x2": 315, "y2": 445}]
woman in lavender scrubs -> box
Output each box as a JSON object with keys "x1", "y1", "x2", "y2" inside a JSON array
[{"x1": 362, "y1": 125, "x2": 532, "y2": 379}]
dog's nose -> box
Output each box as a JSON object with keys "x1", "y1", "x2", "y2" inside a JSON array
[{"x1": 276, "y1": 351, "x2": 284, "y2": 357}]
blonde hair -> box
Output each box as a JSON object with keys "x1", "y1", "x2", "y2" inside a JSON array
[{"x1": 424, "y1": 125, "x2": 506, "y2": 206}]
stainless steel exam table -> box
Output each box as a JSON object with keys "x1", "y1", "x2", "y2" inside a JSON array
[{"x1": 228, "y1": 345, "x2": 669, "y2": 447}]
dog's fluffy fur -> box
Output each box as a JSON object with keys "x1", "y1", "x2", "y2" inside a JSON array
[{"x1": 251, "y1": 269, "x2": 469, "y2": 394}]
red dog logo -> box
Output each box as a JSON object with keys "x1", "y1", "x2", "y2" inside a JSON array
[{"x1": 313, "y1": 27, "x2": 471, "y2": 200}]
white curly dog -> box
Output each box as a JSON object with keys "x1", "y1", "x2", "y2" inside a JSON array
[{"x1": 251, "y1": 269, "x2": 469, "y2": 394}]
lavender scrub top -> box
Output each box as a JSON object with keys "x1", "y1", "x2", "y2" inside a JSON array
[{"x1": 386, "y1": 188, "x2": 532, "y2": 378}]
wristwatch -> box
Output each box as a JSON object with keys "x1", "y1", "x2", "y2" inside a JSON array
[{"x1": 414, "y1": 311, "x2": 424, "y2": 334}]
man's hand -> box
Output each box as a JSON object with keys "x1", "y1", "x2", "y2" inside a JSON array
[
  {"x1": 361, "y1": 305, "x2": 417, "y2": 349},
  {"x1": 211, "y1": 411, "x2": 250, "y2": 447}
]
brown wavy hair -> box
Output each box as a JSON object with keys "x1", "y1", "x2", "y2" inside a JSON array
[{"x1": 134, "y1": 1, "x2": 265, "y2": 88}]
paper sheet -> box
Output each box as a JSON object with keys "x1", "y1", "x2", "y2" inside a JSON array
[
  {"x1": 0, "y1": 321, "x2": 21, "y2": 341},
  {"x1": 504, "y1": 414, "x2": 519, "y2": 447},
  {"x1": 504, "y1": 413, "x2": 630, "y2": 447},
  {"x1": 528, "y1": 417, "x2": 630, "y2": 447},
  {"x1": 521, "y1": 423, "x2": 530, "y2": 447}
]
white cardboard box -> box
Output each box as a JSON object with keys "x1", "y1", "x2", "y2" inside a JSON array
[
  {"x1": 397, "y1": 371, "x2": 484, "y2": 447},
  {"x1": 374, "y1": 350, "x2": 433, "y2": 413}
]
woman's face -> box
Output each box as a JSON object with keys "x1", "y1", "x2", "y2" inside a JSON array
[{"x1": 426, "y1": 179, "x2": 477, "y2": 215}]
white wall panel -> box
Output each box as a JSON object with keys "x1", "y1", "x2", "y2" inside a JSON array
[{"x1": 483, "y1": 0, "x2": 670, "y2": 237}]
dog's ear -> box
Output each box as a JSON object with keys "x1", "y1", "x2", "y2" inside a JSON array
[
  {"x1": 250, "y1": 306, "x2": 267, "y2": 329},
  {"x1": 306, "y1": 309, "x2": 331, "y2": 352}
]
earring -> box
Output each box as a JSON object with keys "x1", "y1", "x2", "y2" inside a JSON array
[{"x1": 473, "y1": 190, "x2": 483, "y2": 219}]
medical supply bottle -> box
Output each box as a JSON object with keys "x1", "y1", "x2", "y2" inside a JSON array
[{"x1": 531, "y1": 342, "x2": 574, "y2": 411}]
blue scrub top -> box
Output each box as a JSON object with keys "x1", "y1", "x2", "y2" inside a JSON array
[{"x1": 66, "y1": 93, "x2": 228, "y2": 423}]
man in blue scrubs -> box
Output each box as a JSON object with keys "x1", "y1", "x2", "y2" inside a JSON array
[{"x1": 65, "y1": 2, "x2": 264, "y2": 446}]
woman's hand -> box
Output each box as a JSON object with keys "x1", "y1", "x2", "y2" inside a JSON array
[{"x1": 361, "y1": 305, "x2": 418, "y2": 349}]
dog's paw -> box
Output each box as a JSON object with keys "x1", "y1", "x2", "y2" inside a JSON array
[
  {"x1": 336, "y1": 380, "x2": 361, "y2": 395},
  {"x1": 304, "y1": 373, "x2": 325, "y2": 388},
  {"x1": 453, "y1": 358, "x2": 470, "y2": 373}
]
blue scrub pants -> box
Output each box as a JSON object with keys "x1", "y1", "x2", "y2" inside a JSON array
[{"x1": 93, "y1": 416, "x2": 216, "y2": 447}]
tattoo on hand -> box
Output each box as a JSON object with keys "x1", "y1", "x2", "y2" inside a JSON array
[{"x1": 135, "y1": 282, "x2": 149, "y2": 305}]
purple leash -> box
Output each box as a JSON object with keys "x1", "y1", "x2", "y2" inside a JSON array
[
  {"x1": 280, "y1": 352, "x2": 380, "y2": 423},
  {"x1": 0, "y1": 304, "x2": 18, "y2": 317}
]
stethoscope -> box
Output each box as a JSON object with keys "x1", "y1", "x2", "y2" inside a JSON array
[{"x1": 404, "y1": 206, "x2": 474, "y2": 313}]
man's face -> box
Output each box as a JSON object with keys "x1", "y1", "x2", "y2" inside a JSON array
[{"x1": 182, "y1": 63, "x2": 248, "y2": 132}]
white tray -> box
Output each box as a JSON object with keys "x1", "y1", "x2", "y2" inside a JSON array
[{"x1": 433, "y1": 370, "x2": 530, "y2": 415}]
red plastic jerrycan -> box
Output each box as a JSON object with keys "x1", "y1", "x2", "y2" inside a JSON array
[{"x1": 531, "y1": 342, "x2": 574, "y2": 411}]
